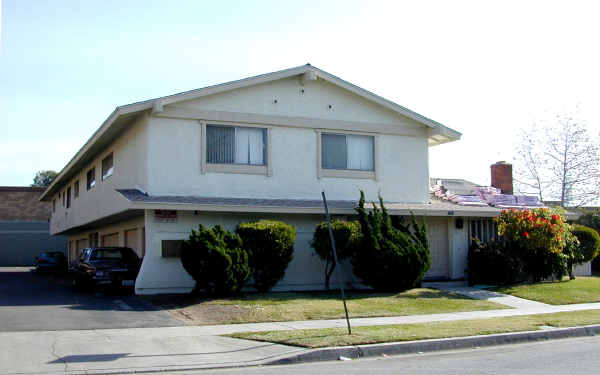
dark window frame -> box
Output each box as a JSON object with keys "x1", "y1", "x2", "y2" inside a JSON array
[
  {"x1": 102, "y1": 153, "x2": 114, "y2": 180},
  {"x1": 86, "y1": 168, "x2": 96, "y2": 190}
]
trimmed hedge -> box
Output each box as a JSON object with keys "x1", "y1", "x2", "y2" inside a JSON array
[
  {"x1": 311, "y1": 220, "x2": 361, "y2": 289},
  {"x1": 237, "y1": 220, "x2": 296, "y2": 292},
  {"x1": 352, "y1": 191, "x2": 430, "y2": 291},
  {"x1": 572, "y1": 225, "x2": 600, "y2": 263},
  {"x1": 181, "y1": 224, "x2": 250, "y2": 295}
]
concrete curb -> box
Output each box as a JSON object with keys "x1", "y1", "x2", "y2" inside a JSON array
[
  {"x1": 21, "y1": 324, "x2": 600, "y2": 375},
  {"x1": 266, "y1": 324, "x2": 600, "y2": 365}
]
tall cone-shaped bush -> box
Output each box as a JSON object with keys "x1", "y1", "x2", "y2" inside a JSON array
[{"x1": 351, "y1": 191, "x2": 430, "y2": 291}]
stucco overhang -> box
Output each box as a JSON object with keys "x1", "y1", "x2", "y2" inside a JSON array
[{"x1": 40, "y1": 64, "x2": 461, "y2": 201}]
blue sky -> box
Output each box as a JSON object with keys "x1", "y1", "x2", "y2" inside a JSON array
[{"x1": 1, "y1": 1, "x2": 599, "y2": 187}]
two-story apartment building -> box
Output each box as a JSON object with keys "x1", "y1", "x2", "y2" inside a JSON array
[{"x1": 41, "y1": 64, "x2": 504, "y2": 295}]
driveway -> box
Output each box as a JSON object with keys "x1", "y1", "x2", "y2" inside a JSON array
[{"x1": 0, "y1": 267, "x2": 182, "y2": 332}]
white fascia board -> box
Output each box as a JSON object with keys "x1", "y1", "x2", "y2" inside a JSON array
[
  {"x1": 128, "y1": 201, "x2": 500, "y2": 217},
  {"x1": 158, "y1": 65, "x2": 311, "y2": 106}
]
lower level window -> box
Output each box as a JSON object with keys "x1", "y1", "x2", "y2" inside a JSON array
[
  {"x1": 322, "y1": 133, "x2": 374, "y2": 171},
  {"x1": 206, "y1": 125, "x2": 266, "y2": 165}
]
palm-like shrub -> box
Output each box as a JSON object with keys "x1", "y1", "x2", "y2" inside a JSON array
[
  {"x1": 181, "y1": 224, "x2": 250, "y2": 295},
  {"x1": 352, "y1": 191, "x2": 430, "y2": 291}
]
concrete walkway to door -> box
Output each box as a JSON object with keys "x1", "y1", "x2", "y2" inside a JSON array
[{"x1": 423, "y1": 281, "x2": 552, "y2": 309}]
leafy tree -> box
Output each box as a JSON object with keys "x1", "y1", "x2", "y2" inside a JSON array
[
  {"x1": 181, "y1": 224, "x2": 250, "y2": 295},
  {"x1": 31, "y1": 170, "x2": 58, "y2": 187},
  {"x1": 311, "y1": 220, "x2": 361, "y2": 290},
  {"x1": 352, "y1": 191, "x2": 430, "y2": 291},
  {"x1": 514, "y1": 114, "x2": 600, "y2": 207},
  {"x1": 236, "y1": 220, "x2": 296, "y2": 292}
]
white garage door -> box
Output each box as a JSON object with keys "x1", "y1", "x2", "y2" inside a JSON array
[
  {"x1": 102, "y1": 233, "x2": 119, "y2": 247},
  {"x1": 424, "y1": 217, "x2": 449, "y2": 279}
]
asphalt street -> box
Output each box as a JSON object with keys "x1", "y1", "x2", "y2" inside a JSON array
[
  {"x1": 0, "y1": 267, "x2": 181, "y2": 331},
  {"x1": 183, "y1": 336, "x2": 600, "y2": 375}
]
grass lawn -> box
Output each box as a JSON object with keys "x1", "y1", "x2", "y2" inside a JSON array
[
  {"x1": 144, "y1": 288, "x2": 508, "y2": 325},
  {"x1": 494, "y1": 276, "x2": 600, "y2": 305},
  {"x1": 230, "y1": 309, "x2": 600, "y2": 348}
]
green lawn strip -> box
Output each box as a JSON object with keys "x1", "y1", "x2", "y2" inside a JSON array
[
  {"x1": 205, "y1": 288, "x2": 507, "y2": 323},
  {"x1": 144, "y1": 288, "x2": 508, "y2": 324},
  {"x1": 494, "y1": 276, "x2": 600, "y2": 305},
  {"x1": 229, "y1": 309, "x2": 600, "y2": 348}
]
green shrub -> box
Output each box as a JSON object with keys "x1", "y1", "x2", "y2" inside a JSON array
[
  {"x1": 351, "y1": 191, "x2": 430, "y2": 291},
  {"x1": 181, "y1": 224, "x2": 250, "y2": 295},
  {"x1": 576, "y1": 212, "x2": 600, "y2": 272},
  {"x1": 311, "y1": 220, "x2": 361, "y2": 289},
  {"x1": 236, "y1": 220, "x2": 296, "y2": 292},
  {"x1": 467, "y1": 239, "x2": 524, "y2": 285},
  {"x1": 572, "y1": 225, "x2": 600, "y2": 263},
  {"x1": 563, "y1": 225, "x2": 600, "y2": 279}
]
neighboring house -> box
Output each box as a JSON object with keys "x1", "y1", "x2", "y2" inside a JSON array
[
  {"x1": 42, "y1": 64, "x2": 565, "y2": 295},
  {"x1": 0, "y1": 186, "x2": 67, "y2": 266}
]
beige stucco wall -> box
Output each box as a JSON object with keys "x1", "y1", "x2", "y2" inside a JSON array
[
  {"x1": 50, "y1": 76, "x2": 432, "y2": 235},
  {"x1": 145, "y1": 117, "x2": 429, "y2": 202},
  {"x1": 50, "y1": 115, "x2": 149, "y2": 234},
  {"x1": 135, "y1": 210, "x2": 459, "y2": 295},
  {"x1": 172, "y1": 76, "x2": 425, "y2": 128},
  {"x1": 135, "y1": 210, "x2": 363, "y2": 295}
]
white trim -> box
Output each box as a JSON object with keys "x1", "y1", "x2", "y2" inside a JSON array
[
  {"x1": 156, "y1": 107, "x2": 426, "y2": 137},
  {"x1": 206, "y1": 164, "x2": 268, "y2": 175},
  {"x1": 199, "y1": 122, "x2": 207, "y2": 174}
]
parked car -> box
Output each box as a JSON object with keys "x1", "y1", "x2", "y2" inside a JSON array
[
  {"x1": 72, "y1": 247, "x2": 141, "y2": 290},
  {"x1": 34, "y1": 251, "x2": 67, "y2": 273}
]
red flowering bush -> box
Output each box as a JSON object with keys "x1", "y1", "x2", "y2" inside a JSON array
[
  {"x1": 496, "y1": 208, "x2": 569, "y2": 254},
  {"x1": 495, "y1": 208, "x2": 573, "y2": 282}
]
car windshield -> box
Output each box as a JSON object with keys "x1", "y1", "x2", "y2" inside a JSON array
[{"x1": 90, "y1": 249, "x2": 122, "y2": 260}]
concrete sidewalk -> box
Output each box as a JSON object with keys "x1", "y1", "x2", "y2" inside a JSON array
[{"x1": 4, "y1": 285, "x2": 600, "y2": 375}]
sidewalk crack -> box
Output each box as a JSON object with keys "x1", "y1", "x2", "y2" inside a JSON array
[{"x1": 50, "y1": 339, "x2": 68, "y2": 373}]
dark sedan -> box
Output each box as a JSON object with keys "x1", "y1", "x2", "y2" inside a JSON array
[
  {"x1": 34, "y1": 251, "x2": 67, "y2": 273},
  {"x1": 72, "y1": 247, "x2": 141, "y2": 290}
]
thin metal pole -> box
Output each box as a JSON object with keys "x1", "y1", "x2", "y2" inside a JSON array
[{"x1": 321, "y1": 191, "x2": 352, "y2": 335}]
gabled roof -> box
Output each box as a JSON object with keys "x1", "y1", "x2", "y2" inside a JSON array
[{"x1": 41, "y1": 64, "x2": 461, "y2": 200}]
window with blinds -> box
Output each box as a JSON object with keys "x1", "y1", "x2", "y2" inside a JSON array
[
  {"x1": 206, "y1": 125, "x2": 266, "y2": 165},
  {"x1": 321, "y1": 133, "x2": 374, "y2": 171}
]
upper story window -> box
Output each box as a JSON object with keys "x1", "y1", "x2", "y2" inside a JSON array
[
  {"x1": 87, "y1": 167, "x2": 96, "y2": 190},
  {"x1": 102, "y1": 153, "x2": 114, "y2": 180},
  {"x1": 66, "y1": 187, "x2": 71, "y2": 208},
  {"x1": 318, "y1": 132, "x2": 376, "y2": 180},
  {"x1": 322, "y1": 133, "x2": 374, "y2": 171},
  {"x1": 206, "y1": 125, "x2": 266, "y2": 165},
  {"x1": 74, "y1": 180, "x2": 79, "y2": 198},
  {"x1": 52, "y1": 199, "x2": 56, "y2": 213},
  {"x1": 61, "y1": 191, "x2": 65, "y2": 206}
]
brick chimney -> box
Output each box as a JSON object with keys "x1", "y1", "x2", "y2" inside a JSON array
[{"x1": 491, "y1": 161, "x2": 513, "y2": 195}]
